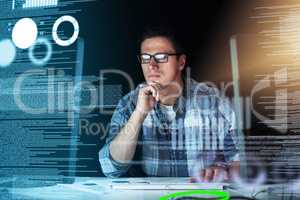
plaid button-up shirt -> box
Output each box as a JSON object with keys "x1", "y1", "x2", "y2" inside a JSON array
[{"x1": 99, "y1": 78, "x2": 239, "y2": 177}]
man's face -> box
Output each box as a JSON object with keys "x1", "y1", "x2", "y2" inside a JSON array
[{"x1": 140, "y1": 37, "x2": 185, "y2": 86}]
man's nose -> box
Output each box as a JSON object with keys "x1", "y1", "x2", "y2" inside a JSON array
[{"x1": 149, "y1": 57, "x2": 159, "y2": 69}]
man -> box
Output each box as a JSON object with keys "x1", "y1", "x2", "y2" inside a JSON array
[{"x1": 99, "y1": 27, "x2": 240, "y2": 182}]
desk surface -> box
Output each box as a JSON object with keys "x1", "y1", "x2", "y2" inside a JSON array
[{"x1": 0, "y1": 177, "x2": 288, "y2": 200}]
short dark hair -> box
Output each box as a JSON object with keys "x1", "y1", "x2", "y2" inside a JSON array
[{"x1": 138, "y1": 26, "x2": 185, "y2": 54}]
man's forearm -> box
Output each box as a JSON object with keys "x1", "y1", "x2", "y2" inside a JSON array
[{"x1": 109, "y1": 110, "x2": 146, "y2": 163}]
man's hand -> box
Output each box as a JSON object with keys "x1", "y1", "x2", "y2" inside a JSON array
[
  {"x1": 109, "y1": 82, "x2": 163, "y2": 164},
  {"x1": 199, "y1": 165, "x2": 229, "y2": 182},
  {"x1": 191, "y1": 161, "x2": 240, "y2": 183},
  {"x1": 136, "y1": 82, "x2": 161, "y2": 115},
  {"x1": 190, "y1": 164, "x2": 228, "y2": 183}
]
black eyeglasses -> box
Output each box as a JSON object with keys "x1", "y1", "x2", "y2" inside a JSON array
[{"x1": 137, "y1": 52, "x2": 182, "y2": 64}]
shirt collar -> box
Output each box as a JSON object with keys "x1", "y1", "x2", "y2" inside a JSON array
[{"x1": 154, "y1": 76, "x2": 194, "y2": 115}]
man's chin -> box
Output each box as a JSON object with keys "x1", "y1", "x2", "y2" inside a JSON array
[
  {"x1": 146, "y1": 79, "x2": 161, "y2": 85},
  {"x1": 149, "y1": 80, "x2": 171, "y2": 85},
  {"x1": 146, "y1": 78, "x2": 178, "y2": 88}
]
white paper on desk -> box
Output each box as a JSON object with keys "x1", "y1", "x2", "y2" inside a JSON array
[{"x1": 110, "y1": 182, "x2": 225, "y2": 190}]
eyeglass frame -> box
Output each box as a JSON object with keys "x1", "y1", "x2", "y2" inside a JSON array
[{"x1": 137, "y1": 52, "x2": 183, "y2": 64}]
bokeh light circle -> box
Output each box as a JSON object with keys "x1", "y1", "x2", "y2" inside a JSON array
[
  {"x1": 0, "y1": 39, "x2": 16, "y2": 67},
  {"x1": 12, "y1": 18, "x2": 38, "y2": 49},
  {"x1": 29, "y1": 38, "x2": 52, "y2": 66},
  {"x1": 52, "y1": 15, "x2": 79, "y2": 46}
]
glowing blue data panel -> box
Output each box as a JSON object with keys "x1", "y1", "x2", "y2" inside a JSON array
[
  {"x1": 0, "y1": 39, "x2": 85, "y2": 182},
  {"x1": 13, "y1": 0, "x2": 59, "y2": 9}
]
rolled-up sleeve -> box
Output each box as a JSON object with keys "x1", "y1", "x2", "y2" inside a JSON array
[
  {"x1": 99, "y1": 92, "x2": 136, "y2": 177},
  {"x1": 99, "y1": 142, "x2": 131, "y2": 177}
]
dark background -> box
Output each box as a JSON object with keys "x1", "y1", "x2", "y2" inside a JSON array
[
  {"x1": 80, "y1": 0, "x2": 255, "y2": 82},
  {"x1": 76, "y1": 0, "x2": 255, "y2": 176}
]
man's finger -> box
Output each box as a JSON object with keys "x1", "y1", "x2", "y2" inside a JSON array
[
  {"x1": 213, "y1": 167, "x2": 220, "y2": 182},
  {"x1": 213, "y1": 167, "x2": 226, "y2": 182},
  {"x1": 148, "y1": 83, "x2": 160, "y2": 101},
  {"x1": 200, "y1": 169, "x2": 205, "y2": 181},
  {"x1": 143, "y1": 85, "x2": 157, "y2": 99},
  {"x1": 224, "y1": 169, "x2": 229, "y2": 181},
  {"x1": 150, "y1": 85, "x2": 159, "y2": 101},
  {"x1": 204, "y1": 168, "x2": 213, "y2": 182}
]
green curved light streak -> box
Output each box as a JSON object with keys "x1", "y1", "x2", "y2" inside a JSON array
[{"x1": 159, "y1": 190, "x2": 229, "y2": 200}]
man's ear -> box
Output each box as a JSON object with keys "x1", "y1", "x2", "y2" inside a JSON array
[{"x1": 179, "y1": 54, "x2": 186, "y2": 71}]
